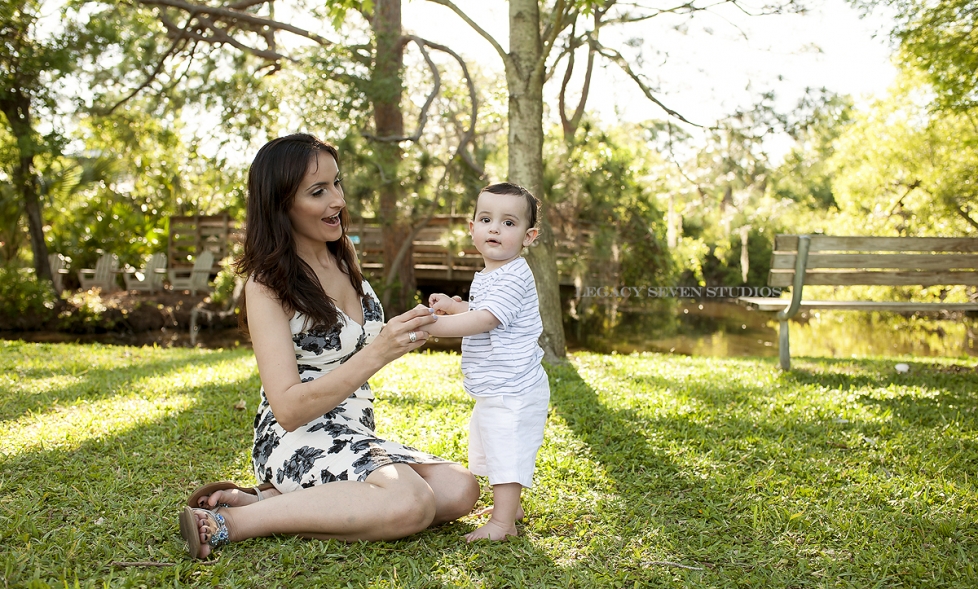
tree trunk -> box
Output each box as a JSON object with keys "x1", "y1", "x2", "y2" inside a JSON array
[
  {"x1": 0, "y1": 90, "x2": 54, "y2": 291},
  {"x1": 506, "y1": 0, "x2": 566, "y2": 363},
  {"x1": 372, "y1": 0, "x2": 416, "y2": 313}
]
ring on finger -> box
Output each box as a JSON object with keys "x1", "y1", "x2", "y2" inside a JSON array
[{"x1": 408, "y1": 331, "x2": 417, "y2": 343}]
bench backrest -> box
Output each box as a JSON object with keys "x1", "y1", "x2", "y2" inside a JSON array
[{"x1": 769, "y1": 235, "x2": 978, "y2": 287}]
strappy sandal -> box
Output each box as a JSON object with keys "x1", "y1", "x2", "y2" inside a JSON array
[
  {"x1": 187, "y1": 481, "x2": 275, "y2": 508},
  {"x1": 179, "y1": 506, "x2": 230, "y2": 560}
]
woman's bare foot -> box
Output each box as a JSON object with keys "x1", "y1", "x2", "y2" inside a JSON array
[
  {"x1": 182, "y1": 507, "x2": 235, "y2": 559},
  {"x1": 198, "y1": 486, "x2": 282, "y2": 509},
  {"x1": 464, "y1": 518, "x2": 518, "y2": 542}
]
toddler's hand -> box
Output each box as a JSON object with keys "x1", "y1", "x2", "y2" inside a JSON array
[{"x1": 429, "y1": 293, "x2": 462, "y2": 315}]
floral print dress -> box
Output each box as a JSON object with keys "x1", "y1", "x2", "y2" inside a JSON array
[{"x1": 252, "y1": 280, "x2": 448, "y2": 493}]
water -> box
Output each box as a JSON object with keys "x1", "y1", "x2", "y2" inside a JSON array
[
  {"x1": 568, "y1": 300, "x2": 978, "y2": 359},
  {"x1": 5, "y1": 301, "x2": 976, "y2": 359}
]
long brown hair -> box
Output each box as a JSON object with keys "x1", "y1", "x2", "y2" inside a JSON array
[{"x1": 236, "y1": 133, "x2": 364, "y2": 329}]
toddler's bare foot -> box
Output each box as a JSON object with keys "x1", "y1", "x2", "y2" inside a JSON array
[
  {"x1": 471, "y1": 505, "x2": 525, "y2": 521},
  {"x1": 464, "y1": 518, "x2": 518, "y2": 542}
]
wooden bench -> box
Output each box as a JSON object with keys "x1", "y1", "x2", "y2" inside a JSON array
[{"x1": 738, "y1": 235, "x2": 978, "y2": 369}]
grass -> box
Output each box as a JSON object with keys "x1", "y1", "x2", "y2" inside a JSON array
[{"x1": 1, "y1": 340, "x2": 977, "y2": 588}]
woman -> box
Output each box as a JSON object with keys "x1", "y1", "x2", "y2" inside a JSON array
[{"x1": 180, "y1": 134, "x2": 480, "y2": 559}]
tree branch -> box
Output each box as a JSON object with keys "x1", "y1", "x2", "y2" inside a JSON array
[
  {"x1": 408, "y1": 36, "x2": 483, "y2": 177},
  {"x1": 424, "y1": 0, "x2": 509, "y2": 66},
  {"x1": 362, "y1": 36, "x2": 441, "y2": 143},
  {"x1": 954, "y1": 204, "x2": 978, "y2": 231},
  {"x1": 158, "y1": 12, "x2": 292, "y2": 62},
  {"x1": 135, "y1": 0, "x2": 333, "y2": 47},
  {"x1": 101, "y1": 22, "x2": 191, "y2": 115},
  {"x1": 227, "y1": 0, "x2": 268, "y2": 9},
  {"x1": 538, "y1": 0, "x2": 575, "y2": 80},
  {"x1": 595, "y1": 42, "x2": 701, "y2": 126},
  {"x1": 364, "y1": 35, "x2": 484, "y2": 178}
]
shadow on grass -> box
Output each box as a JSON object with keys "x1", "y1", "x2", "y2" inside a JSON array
[{"x1": 545, "y1": 356, "x2": 978, "y2": 585}]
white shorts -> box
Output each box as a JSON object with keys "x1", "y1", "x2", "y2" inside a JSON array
[{"x1": 468, "y1": 378, "x2": 550, "y2": 488}]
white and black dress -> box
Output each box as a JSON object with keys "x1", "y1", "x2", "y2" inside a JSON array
[{"x1": 251, "y1": 280, "x2": 448, "y2": 492}]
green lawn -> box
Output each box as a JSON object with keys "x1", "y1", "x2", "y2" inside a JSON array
[{"x1": 2, "y1": 340, "x2": 976, "y2": 588}]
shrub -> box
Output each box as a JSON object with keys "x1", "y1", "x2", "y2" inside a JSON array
[
  {"x1": 0, "y1": 269, "x2": 59, "y2": 330},
  {"x1": 58, "y1": 289, "x2": 122, "y2": 332}
]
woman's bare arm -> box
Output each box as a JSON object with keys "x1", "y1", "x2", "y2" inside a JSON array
[{"x1": 247, "y1": 279, "x2": 435, "y2": 431}]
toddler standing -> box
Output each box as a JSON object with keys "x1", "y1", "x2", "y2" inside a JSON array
[{"x1": 426, "y1": 182, "x2": 550, "y2": 542}]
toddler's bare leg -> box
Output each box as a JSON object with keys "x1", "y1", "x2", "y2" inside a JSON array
[{"x1": 464, "y1": 483, "x2": 521, "y2": 542}]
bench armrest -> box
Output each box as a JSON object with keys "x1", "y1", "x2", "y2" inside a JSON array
[{"x1": 776, "y1": 235, "x2": 810, "y2": 321}]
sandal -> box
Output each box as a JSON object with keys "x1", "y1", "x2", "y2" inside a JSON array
[
  {"x1": 179, "y1": 506, "x2": 229, "y2": 560},
  {"x1": 187, "y1": 481, "x2": 275, "y2": 508}
]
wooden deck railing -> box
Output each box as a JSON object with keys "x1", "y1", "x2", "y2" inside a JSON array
[{"x1": 348, "y1": 216, "x2": 577, "y2": 286}]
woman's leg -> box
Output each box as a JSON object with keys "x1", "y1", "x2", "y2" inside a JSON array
[
  {"x1": 188, "y1": 463, "x2": 437, "y2": 558},
  {"x1": 409, "y1": 462, "x2": 480, "y2": 526}
]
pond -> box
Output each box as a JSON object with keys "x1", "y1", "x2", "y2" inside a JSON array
[
  {"x1": 567, "y1": 300, "x2": 978, "y2": 359},
  {"x1": 4, "y1": 301, "x2": 976, "y2": 359}
]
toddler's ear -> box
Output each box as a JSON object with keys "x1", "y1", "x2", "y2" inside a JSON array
[{"x1": 523, "y1": 227, "x2": 539, "y2": 246}]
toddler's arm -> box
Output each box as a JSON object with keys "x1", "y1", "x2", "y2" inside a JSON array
[{"x1": 426, "y1": 309, "x2": 500, "y2": 338}]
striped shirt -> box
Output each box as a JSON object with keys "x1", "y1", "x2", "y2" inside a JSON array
[{"x1": 461, "y1": 257, "x2": 546, "y2": 397}]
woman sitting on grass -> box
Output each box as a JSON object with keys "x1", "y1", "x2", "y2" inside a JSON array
[{"x1": 180, "y1": 133, "x2": 479, "y2": 560}]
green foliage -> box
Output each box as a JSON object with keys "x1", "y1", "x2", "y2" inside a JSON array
[
  {"x1": 209, "y1": 254, "x2": 241, "y2": 309},
  {"x1": 0, "y1": 0, "x2": 138, "y2": 268},
  {"x1": 664, "y1": 96, "x2": 799, "y2": 287},
  {"x1": 325, "y1": 0, "x2": 375, "y2": 29},
  {"x1": 768, "y1": 93, "x2": 855, "y2": 211},
  {"x1": 57, "y1": 290, "x2": 120, "y2": 332},
  {"x1": 546, "y1": 120, "x2": 675, "y2": 331},
  {"x1": 856, "y1": 0, "x2": 978, "y2": 112},
  {"x1": 2, "y1": 346, "x2": 976, "y2": 587},
  {"x1": 0, "y1": 268, "x2": 57, "y2": 324},
  {"x1": 827, "y1": 70, "x2": 978, "y2": 236}
]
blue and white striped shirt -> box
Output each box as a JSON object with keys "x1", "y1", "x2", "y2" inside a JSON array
[{"x1": 461, "y1": 257, "x2": 546, "y2": 397}]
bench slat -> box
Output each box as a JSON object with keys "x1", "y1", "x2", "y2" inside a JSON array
[
  {"x1": 769, "y1": 270, "x2": 978, "y2": 287},
  {"x1": 739, "y1": 297, "x2": 978, "y2": 312},
  {"x1": 775, "y1": 235, "x2": 978, "y2": 253},
  {"x1": 771, "y1": 253, "x2": 978, "y2": 270}
]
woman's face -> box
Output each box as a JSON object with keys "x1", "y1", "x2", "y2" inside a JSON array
[{"x1": 287, "y1": 152, "x2": 345, "y2": 247}]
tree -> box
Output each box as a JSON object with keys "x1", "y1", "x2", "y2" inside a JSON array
[
  {"x1": 545, "y1": 119, "x2": 674, "y2": 331},
  {"x1": 854, "y1": 0, "x2": 977, "y2": 112},
  {"x1": 0, "y1": 0, "x2": 106, "y2": 288},
  {"x1": 828, "y1": 71, "x2": 978, "y2": 236},
  {"x1": 125, "y1": 0, "x2": 485, "y2": 312},
  {"x1": 428, "y1": 0, "x2": 811, "y2": 362}
]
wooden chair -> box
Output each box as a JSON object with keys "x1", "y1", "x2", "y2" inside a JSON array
[
  {"x1": 124, "y1": 252, "x2": 167, "y2": 294},
  {"x1": 168, "y1": 250, "x2": 215, "y2": 296},
  {"x1": 77, "y1": 253, "x2": 120, "y2": 292},
  {"x1": 47, "y1": 253, "x2": 69, "y2": 292}
]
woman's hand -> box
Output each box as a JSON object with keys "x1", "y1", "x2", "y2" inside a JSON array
[{"x1": 370, "y1": 304, "x2": 438, "y2": 363}]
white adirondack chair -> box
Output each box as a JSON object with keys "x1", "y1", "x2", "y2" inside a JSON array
[
  {"x1": 48, "y1": 253, "x2": 69, "y2": 292},
  {"x1": 78, "y1": 253, "x2": 120, "y2": 292},
  {"x1": 124, "y1": 252, "x2": 168, "y2": 294},
  {"x1": 168, "y1": 250, "x2": 214, "y2": 296}
]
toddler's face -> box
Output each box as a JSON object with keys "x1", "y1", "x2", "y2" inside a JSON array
[{"x1": 469, "y1": 191, "x2": 538, "y2": 271}]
